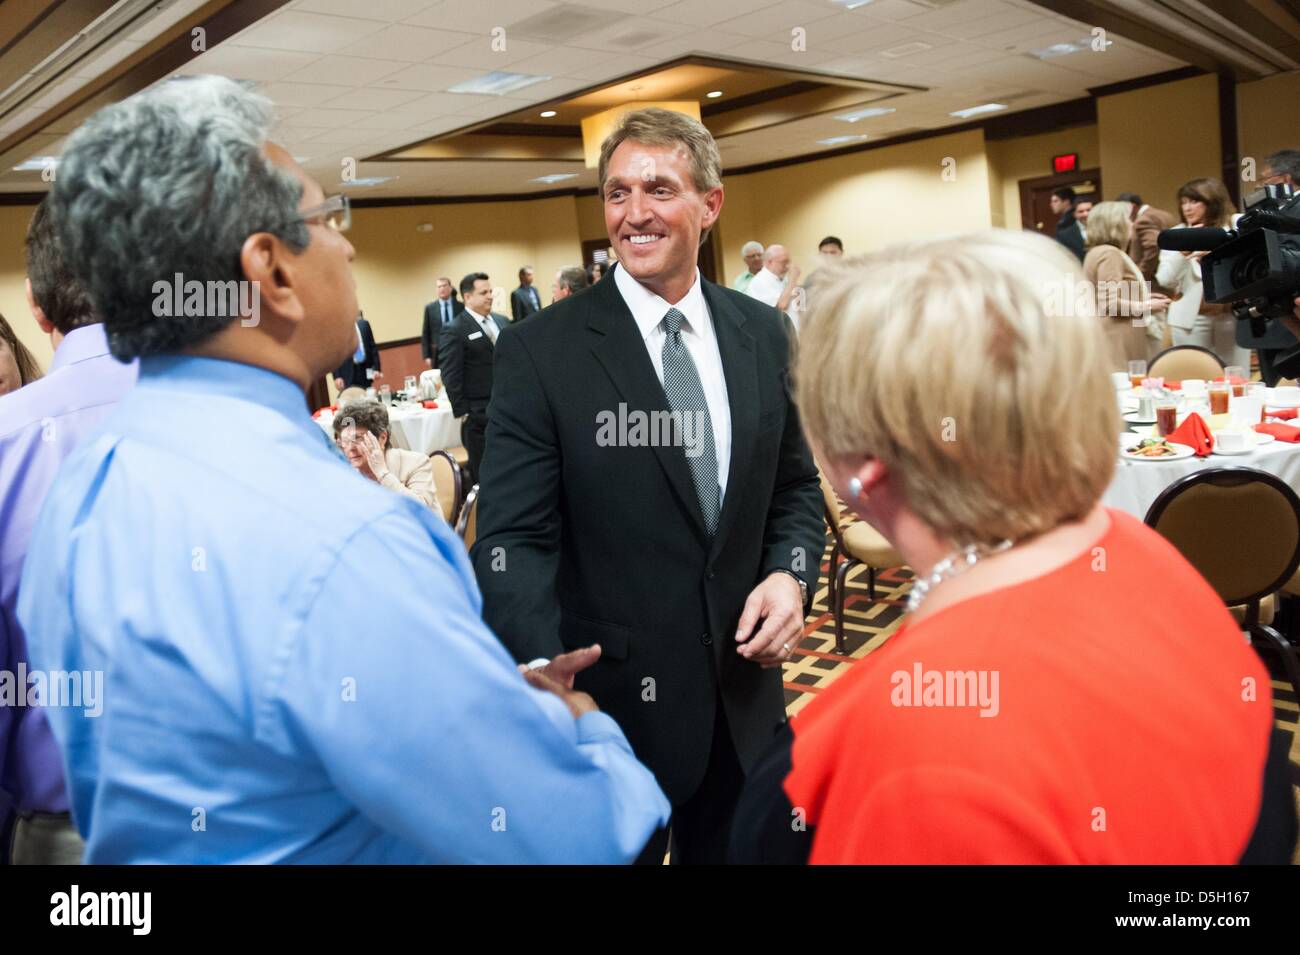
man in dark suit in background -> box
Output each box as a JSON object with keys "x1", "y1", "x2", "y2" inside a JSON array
[
  {"x1": 438, "y1": 273, "x2": 508, "y2": 482},
  {"x1": 332, "y1": 310, "x2": 381, "y2": 391},
  {"x1": 421, "y1": 276, "x2": 462, "y2": 369},
  {"x1": 471, "y1": 108, "x2": 824, "y2": 864},
  {"x1": 511, "y1": 266, "x2": 542, "y2": 323}
]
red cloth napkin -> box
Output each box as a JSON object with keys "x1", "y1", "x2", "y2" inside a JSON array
[
  {"x1": 311, "y1": 404, "x2": 337, "y2": 420},
  {"x1": 1268, "y1": 407, "x2": 1297, "y2": 420},
  {"x1": 422, "y1": 400, "x2": 439, "y2": 409},
  {"x1": 1255, "y1": 422, "x2": 1300, "y2": 442},
  {"x1": 1167, "y1": 412, "x2": 1214, "y2": 456}
]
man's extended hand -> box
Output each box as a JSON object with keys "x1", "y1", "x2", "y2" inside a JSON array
[
  {"x1": 522, "y1": 664, "x2": 599, "y2": 719},
  {"x1": 735, "y1": 572, "x2": 804, "y2": 669},
  {"x1": 524, "y1": 644, "x2": 602, "y2": 689}
]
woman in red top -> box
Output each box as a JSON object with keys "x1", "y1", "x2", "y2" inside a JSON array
[{"x1": 731, "y1": 230, "x2": 1295, "y2": 864}]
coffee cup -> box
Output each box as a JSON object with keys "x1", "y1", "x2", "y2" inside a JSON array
[{"x1": 1215, "y1": 429, "x2": 1249, "y2": 452}]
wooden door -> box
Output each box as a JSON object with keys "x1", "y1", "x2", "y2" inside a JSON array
[{"x1": 1019, "y1": 168, "x2": 1102, "y2": 234}]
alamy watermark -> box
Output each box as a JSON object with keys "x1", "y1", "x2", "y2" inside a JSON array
[
  {"x1": 0, "y1": 663, "x2": 103, "y2": 718},
  {"x1": 152, "y1": 273, "x2": 260, "y2": 327},
  {"x1": 596, "y1": 403, "x2": 709, "y2": 458},
  {"x1": 890, "y1": 661, "x2": 999, "y2": 717}
]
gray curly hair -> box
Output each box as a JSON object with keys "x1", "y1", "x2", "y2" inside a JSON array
[
  {"x1": 332, "y1": 399, "x2": 390, "y2": 448},
  {"x1": 48, "y1": 74, "x2": 310, "y2": 360}
]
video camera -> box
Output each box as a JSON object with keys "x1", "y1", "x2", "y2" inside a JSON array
[{"x1": 1156, "y1": 184, "x2": 1300, "y2": 372}]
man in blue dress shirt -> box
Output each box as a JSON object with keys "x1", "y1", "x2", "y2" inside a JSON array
[{"x1": 18, "y1": 74, "x2": 668, "y2": 863}]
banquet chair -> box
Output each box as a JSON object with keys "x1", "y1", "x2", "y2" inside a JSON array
[
  {"x1": 1148, "y1": 345, "x2": 1225, "y2": 382},
  {"x1": 819, "y1": 467, "x2": 905, "y2": 655},
  {"x1": 1144, "y1": 467, "x2": 1300, "y2": 697},
  {"x1": 428, "y1": 449, "x2": 463, "y2": 524},
  {"x1": 456, "y1": 484, "x2": 479, "y2": 549}
]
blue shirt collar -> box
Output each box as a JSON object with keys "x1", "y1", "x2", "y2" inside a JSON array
[{"x1": 137, "y1": 355, "x2": 318, "y2": 442}]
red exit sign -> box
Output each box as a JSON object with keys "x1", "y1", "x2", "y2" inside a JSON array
[{"x1": 1053, "y1": 153, "x2": 1079, "y2": 173}]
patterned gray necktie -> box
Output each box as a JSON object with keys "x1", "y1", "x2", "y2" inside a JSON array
[{"x1": 660, "y1": 307, "x2": 720, "y2": 535}]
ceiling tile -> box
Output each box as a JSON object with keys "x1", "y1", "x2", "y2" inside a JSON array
[
  {"x1": 340, "y1": 25, "x2": 478, "y2": 62},
  {"x1": 402, "y1": 0, "x2": 559, "y2": 30},
  {"x1": 180, "y1": 44, "x2": 321, "y2": 82},
  {"x1": 322, "y1": 87, "x2": 429, "y2": 110},
  {"x1": 234, "y1": 11, "x2": 388, "y2": 54},
  {"x1": 654, "y1": 0, "x2": 784, "y2": 28},
  {"x1": 372, "y1": 61, "x2": 483, "y2": 91},
  {"x1": 281, "y1": 54, "x2": 406, "y2": 86},
  {"x1": 431, "y1": 35, "x2": 558, "y2": 69},
  {"x1": 294, "y1": 0, "x2": 439, "y2": 20},
  {"x1": 256, "y1": 81, "x2": 353, "y2": 107},
  {"x1": 713, "y1": 0, "x2": 843, "y2": 41}
]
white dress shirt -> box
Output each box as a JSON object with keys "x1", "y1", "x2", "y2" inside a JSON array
[
  {"x1": 746, "y1": 266, "x2": 800, "y2": 331},
  {"x1": 613, "y1": 264, "x2": 731, "y2": 497},
  {"x1": 464, "y1": 306, "x2": 499, "y2": 344}
]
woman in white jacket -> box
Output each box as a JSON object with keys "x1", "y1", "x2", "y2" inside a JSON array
[{"x1": 1156, "y1": 177, "x2": 1249, "y2": 368}]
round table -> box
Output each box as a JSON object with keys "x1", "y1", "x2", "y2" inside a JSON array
[{"x1": 1104, "y1": 430, "x2": 1300, "y2": 518}]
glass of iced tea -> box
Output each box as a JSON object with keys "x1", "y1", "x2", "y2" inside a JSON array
[
  {"x1": 1156, "y1": 399, "x2": 1178, "y2": 436},
  {"x1": 1128, "y1": 359, "x2": 1147, "y2": 390},
  {"x1": 1208, "y1": 380, "x2": 1230, "y2": 415},
  {"x1": 1224, "y1": 365, "x2": 1246, "y2": 396}
]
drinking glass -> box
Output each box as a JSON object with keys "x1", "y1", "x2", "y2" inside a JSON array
[
  {"x1": 379, "y1": 384, "x2": 392, "y2": 407},
  {"x1": 1128, "y1": 359, "x2": 1147, "y2": 390},
  {"x1": 1224, "y1": 365, "x2": 1246, "y2": 396}
]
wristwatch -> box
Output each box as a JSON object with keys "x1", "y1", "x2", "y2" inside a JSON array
[{"x1": 770, "y1": 568, "x2": 809, "y2": 607}]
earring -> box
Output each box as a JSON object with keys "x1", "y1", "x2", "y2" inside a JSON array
[{"x1": 848, "y1": 477, "x2": 863, "y2": 499}]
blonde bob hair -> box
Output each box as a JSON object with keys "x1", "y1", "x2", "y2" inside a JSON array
[
  {"x1": 1084, "y1": 200, "x2": 1133, "y2": 251},
  {"x1": 796, "y1": 230, "x2": 1118, "y2": 546}
]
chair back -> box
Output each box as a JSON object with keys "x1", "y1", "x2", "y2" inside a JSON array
[
  {"x1": 817, "y1": 466, "x2": 850, "y2": 549},
  {"x1": 1144, "y1": 466, "x2": 1300, "y2": 606},
  {"x1": 1148, "y1": 344, "x2": 1225, "y2": 381},
  {"x1": 456, "y1": 484, "x2": 479, "y2": 548},
  {"x1": 428, "y1": 449, "x2": 463, "y2": 523}
]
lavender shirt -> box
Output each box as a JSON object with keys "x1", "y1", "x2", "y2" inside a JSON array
[{"x1": 0, "y1": 324, "x2": 137, "y2": 815}]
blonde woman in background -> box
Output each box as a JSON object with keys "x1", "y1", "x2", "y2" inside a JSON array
[
  {"x1": 1084, "y1": 201, "x2": 1171, "y2": 365},
  {"x1": 0, "y1": 311, "x2": 43, "y2": 395},
  {"x1": 1157, "y1": 177, "x2": 1250, "y2": 368}
]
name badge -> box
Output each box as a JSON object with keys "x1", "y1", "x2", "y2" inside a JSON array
[
  {"x1": 365, "y1": 368, "x2": 377, "y2": 380},
  {"x1": 468, "y1": 331, "x2": 484, "y2": 341}
]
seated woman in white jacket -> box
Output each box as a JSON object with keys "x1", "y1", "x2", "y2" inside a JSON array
[
  {"x1": 1156, "y1": 177, "x2": 1249, "y2": 369},
  {"x1": 333, "y1": 398, "x2": 442, "y2": 515}
]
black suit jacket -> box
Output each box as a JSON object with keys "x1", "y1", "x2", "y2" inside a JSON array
[
  {"x1": 422, "y1": 295, "x2": 464, "y2": 363},
  {"x1": 511, "y1": 285, "x2": 542, "y2": 323},
  {"x1": 470, "y1": 269, "x2": 824, "y2": 805},
  {"x1": 438, "y1": 310, "x2": 508, "y2": 418},
  {"x1": 1055, "y1": 217, "x2": 1085, "y2": 262},
  {"x1": 332, "y1": 317, "x2": 380, "y2": 388}
]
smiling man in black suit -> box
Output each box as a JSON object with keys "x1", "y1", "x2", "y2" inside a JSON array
[{"x1": 471, "y1": 108, "x2": 824, "y2": 864}]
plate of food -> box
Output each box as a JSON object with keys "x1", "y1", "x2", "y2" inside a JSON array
[{"x1": 1122, "y1": 438, "x2": 1195, "y2": 461}]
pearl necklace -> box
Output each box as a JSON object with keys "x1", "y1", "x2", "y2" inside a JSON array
[{"x1": 906, "y1": 539, "x2": 1014, "y2": 614}]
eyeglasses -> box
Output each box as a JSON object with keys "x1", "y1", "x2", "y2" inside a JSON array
[{"x1": 297, "y1": 193, "x2": 350, "y2": 233}]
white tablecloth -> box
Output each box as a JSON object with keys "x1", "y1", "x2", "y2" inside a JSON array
[
  {"x1": 1103, "y1": 435, "x2": 1300, "y2": 519},
  {"x1": 317, "y1": 404, "x2": 461, "y2": 454}
]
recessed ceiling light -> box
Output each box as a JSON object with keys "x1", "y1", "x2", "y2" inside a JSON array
[
  {"x1": 448, "y1": 71, "x2": 551, "y2": 96},
  {"x1": 341, "y1": 176, "x2": 398, "y2": 187},
  {"x1": 950, "y1": 103, "x2": 1008, "y2": 119},
  {"x1": 12, "y1": 155, "x2": 57, "y2": 171},
  {"x1": 706, "y1": 90, "x2": 723, "y2": 99},
  {"x1": 817, "y1": 134, "x2": 868, "y2": 146},
  {"x1": 530, "y1": 173, "x2": 579, "y2": 184},
  {"x1": 539, "y1": 109, "x2": 557, "y2": 118},
  {"x1": 1030, "y1": 39, "x2": 1093, "y2": 59},
  {"x1": 833, "y1": 106, "x2": 896, "y2": 123}
]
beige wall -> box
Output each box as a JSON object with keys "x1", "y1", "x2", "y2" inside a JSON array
[
  {"x1": 1238, "y1": 71, "x2": 1300, "y2": 182},
  {"x1": 575, "y1": 193, "x2": 606, "y2": 243},
  {"x1": 716, "y1": 129, "x2": 992, "y2": 287},
  {"x1": 985, "y1": 124, "x2": 1099, "y2": 229},
  {"x1": 1097, "y1": 73, "x2": 1221, "y2": 216},
  {"x1": 347, "y1": 193, "x2": 582, "y2": 345}
]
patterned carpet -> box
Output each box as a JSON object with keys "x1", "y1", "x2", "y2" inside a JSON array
[{"x1": 783, "y1": 529, "x2": 1300, "y2": 860}]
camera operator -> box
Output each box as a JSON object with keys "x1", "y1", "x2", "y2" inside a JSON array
[{"x1": 1244, "y1": 150, "x2": 1300, "y2": 383}]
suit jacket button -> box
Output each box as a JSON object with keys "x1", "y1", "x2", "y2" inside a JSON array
[
  {"x1": 700, "y1": 632, "x2": 713, "y2": 646},
  {"x1": 706, "y1": 567, "x2": 717, "y2": 580}
]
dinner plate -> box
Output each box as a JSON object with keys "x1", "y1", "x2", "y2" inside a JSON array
[
  {"x1": 1121, "y1": 441, "x2": 1195, "y2": 462},
  {"x1": 1123, "y1": 411, "x2": 1156, "y2": 425}
]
